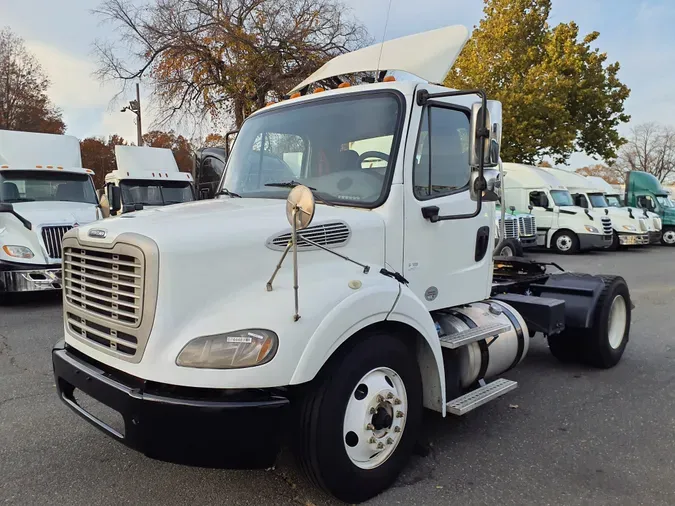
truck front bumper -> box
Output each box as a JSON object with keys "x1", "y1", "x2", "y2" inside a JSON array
[
  {"x1": 0, "y1": 260, "x2": 62, "y2": 293},
  {"x1": 618, "y1": 233, "x2": 650, "y2": 246},
  {"x1": 52, "y1": 341, "x2": 289, "y2": 468},
  {"x1": 578, "y1": 233, "x2": 613, "y2": 250},
  {"x1": 519, "y1": 235, "x2": 537, "y2": 248}
]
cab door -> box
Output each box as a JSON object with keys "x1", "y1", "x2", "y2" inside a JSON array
[{"x1": 403, "y1": 91, "x2": 493, "y2": 311}]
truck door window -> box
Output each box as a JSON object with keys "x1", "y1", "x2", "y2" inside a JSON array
[
  {"x1": 638, "y1": 195, "x2": 657, "y2": 211},
  {"x1": 573, "y1": 194, "x2": 588, "y2": 208},
  {"x1": 529, "y1": 191, "x2": 549, "y2": 208},
  {"x1": 413, "y1": 106, "x2": 471, "y2": 199}
]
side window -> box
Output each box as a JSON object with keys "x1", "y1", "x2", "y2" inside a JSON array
[
  {"x1": 202, "y1": 157, "x2": 225, "y2": 183},
  {"x1": 638, "y1": 195, "x2": 656, "y2": 211},
  {"x1": 529, "y1": 191, "x2": 549, "y2": 208},
  {"x1": 413, "y1": 106, "x2": 471, "y2": 199},
  {"x1": 573, "y1": 194, "x2": 588, "y2": 208}
]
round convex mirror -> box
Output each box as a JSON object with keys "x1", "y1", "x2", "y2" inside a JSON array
[{"x1": 286, "y1": 185, "x2": 315, "y2": 230}]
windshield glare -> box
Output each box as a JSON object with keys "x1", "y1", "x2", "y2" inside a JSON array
[
  {"x1": 120, "y1": 180, "x2": 195, "y2": 206},
  {"x1": 220, "y1": 92, "x2": 402, "y2": 206},
  {"x1": 0, "y1": 170, "x2": 97, "y2": 204},
  {"x1": 657, "y1": 196, "x2": 674, "y2": 208},
  {"x1": 605, "y1": 195, "x2": 623, "y2": 207},
  {"x1": 550, "y1": 190, "x2": 574, "y2": 206},
  {"x1": 588, "y1": 193, "x2": 608, "y2": 208}
]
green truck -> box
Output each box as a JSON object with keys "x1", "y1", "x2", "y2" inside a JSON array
[{"x1": 625, "y1": 171, "x2": 675, "y2": 245}]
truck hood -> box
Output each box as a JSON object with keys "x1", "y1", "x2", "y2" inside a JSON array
[{"x1": 11, "y1": 201, "x2": 99, "y2": 228}]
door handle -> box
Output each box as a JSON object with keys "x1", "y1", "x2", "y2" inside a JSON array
[{"x1": 421, "y1": 206, "x2": 440, "y2": 222}]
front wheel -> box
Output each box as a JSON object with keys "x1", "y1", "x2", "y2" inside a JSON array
[
  {"x1": 607, "y1": 231, "x2": 620, "y2": 251},
  {"x1": 551, "y1": 230, "x2": 579, "y2": 255},
  {"x1": 294, "y1": 331, "x2": 422, "y2": 504},
  {"x1": 494, "y1": 238, "x2": 524, "y2": 257},
  {"x1": 661, "y1": 227, "x2": 675, "y2": 246}
]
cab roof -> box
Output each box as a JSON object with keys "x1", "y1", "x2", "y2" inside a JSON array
[
  {"x1": 0, "y1": 129, "x2": 89, "y2": 173},
  {"x1": 585, "y1": 175, "x2": 616, "y2": 194},
  {"x1": 105, "y1": 145, "x2": 192, "y2": 183},
  {"x1": 502, "y1": 163, "x2": 568, "y2": 191},
  {"x1": 542, "y1": 166, "x2": 598, "y2": 192}
]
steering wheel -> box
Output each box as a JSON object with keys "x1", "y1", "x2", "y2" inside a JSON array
[{"x1": 358, "y1": 151, "x2": 389, "y2": 168}]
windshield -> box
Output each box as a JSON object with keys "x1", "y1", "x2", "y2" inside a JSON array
[
  {"x1": 0, "y1": 170, "x2": 97, "y2": 204},
  {"x1": 656, "y1": 195, "x2": 674, "y2": 208},
  {"x1": 120, "y1": 179, "x2": 195, "y2": 206},
  {"x1": 588, "y1": 193, "x2": 608, "y2": 208},
  {"x1": 605, "y1": 195, "x2": 623, "y2": 208},
  {"x1": 550, "y1": 190, "x2": 574, "y2": 206},
  {"x1": 219, "y1": 92, "x2": 403, "y2": 206}
]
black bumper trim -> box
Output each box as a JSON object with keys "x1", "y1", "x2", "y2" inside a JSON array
[{"x1": 52, "y1": 341, "x2": 289, "y2": 468}]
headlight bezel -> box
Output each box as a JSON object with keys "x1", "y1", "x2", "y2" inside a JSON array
[
  {"x1": 176, "y1": 328, "x2": 279, "y2": 369},
  {"x1": 584, "y1": 225, "x2": 599, "y2": 233},
  {"x1": 2, "y1": 245, "x2": 35, "y2": 259},
  {"x1": 622, "y1": 224, "x2": 637, "y2": 232}
]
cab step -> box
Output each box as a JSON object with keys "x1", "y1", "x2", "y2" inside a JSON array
[
  {"x1": 446, "y1": 378, "x2": 518, "y2": 416},
  {"x1": 438, "y1": 321, "x2": 511, "y2": 349}
]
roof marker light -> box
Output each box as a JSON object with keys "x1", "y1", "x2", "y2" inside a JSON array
[
  {"x1": 290, "y1": 92, "x2": 301, "y2": 99},
  {"x1": 57, "y1": 166, "x2": 63, "y2": 170},
  {"x1": 47, "y1": 165, "x2": 54, "y2": 168},
  {"x1": 338, "y1": 82, "x2": 351, "y2": 88},
  {"x1": 313, "y1": 87, "x2": 325, "y2": 94},
  {"x1": 383, "y1": 75, "x2": 396, "y2": 82},
  {"x1": 35, "y1": 165, "x2": 43, "y2": 168},
  {"x1": 0, "y1": 165, "x2": 8, "y2": 169},
  {"x1": 127, "y1": 172, "x2": 130, "y2": 176},
  {"x1": 152, "y1": 172, "x2": 155, "y2": 176}
]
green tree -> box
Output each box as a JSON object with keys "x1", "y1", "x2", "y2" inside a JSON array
[{"x1": 445, "y1": 0, "x2": 630, "y2": 165}]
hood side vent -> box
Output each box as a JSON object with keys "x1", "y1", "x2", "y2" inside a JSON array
[{"x1": 266, "y1": 221, "x2": 351, "y2": 251}]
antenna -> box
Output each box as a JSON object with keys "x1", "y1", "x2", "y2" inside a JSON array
[{"x1": 375, "y1": 0, "x2": 393, "y2": 80}]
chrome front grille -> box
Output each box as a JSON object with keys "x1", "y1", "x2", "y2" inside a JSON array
[
  {"x1": 41, "y1": 226, "x2": 73, "y2": 259},
  {"x1": 518, "y1": 215, "x2": 536, "y2": 236},
  {"x1": 654, "y1": 217, "x2": 662, "y2": 231},
  {"x1": 601, "y1": 217, "x2": 613, "y2": 235},
  {"x1": 498, "y1": 218, "x2": 518, "y2": 239},
  {"x1": 66, "y1": 312, "x2": 138, "y2": 355},
  {"x1": 63, "y1": 247, "x2": 143, "y2": 327},
  {"x1": 267, "y1": 221, "x2": 351, "y2": 251}
]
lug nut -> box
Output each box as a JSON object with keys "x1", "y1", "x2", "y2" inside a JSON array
[
  {"x1": 376, "y1": 395, "x2": 384, "y2": 403},
  {"x1": 377, "y1": 442, "x2": 384, "y2": 449},
  {"x1": 387, "y1": 437, "x2": 394, "y2": 445},
  {"x1": 396, "y1": 411, "x2": 404, "y2": 418},
  {"x1": 369, "y1": 407, "x2": 376, "y2": 414},
  {"x1": 366, "y1": 423, "x2": 375, "y2": 431},
  {"x1": 386, "y1": 392, "x2": 394, "y2": 400},
  {"x1": 394, "y1": 426, "x2": 401, "y2": 433},
  {"x1": 394, "y1": 398, "x2": 402, "y2": 405},
  {"x1": 369, "y1": 437, "x2": 376, "y2": 444}
]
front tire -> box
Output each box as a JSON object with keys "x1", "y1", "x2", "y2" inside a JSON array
[
  {"x1": 661, "y1": 226, "x2": 675, "y2": 246},
  {"x1": 607, "y1": 231, "x2": 620, "y2": 251},
  {"x1": 551, "y1": 230, "x2": 579, "y2": 255},
  {"x1": 294, "y1": 331, "x2": 422, "y2": 503},
  {"x1": 494, "y1": 238, "x2": 524, "y2": 257}
]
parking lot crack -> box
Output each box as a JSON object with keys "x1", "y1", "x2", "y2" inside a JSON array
[{"x1": 0, "y1": 390, "x2": 51, "y2": 408}]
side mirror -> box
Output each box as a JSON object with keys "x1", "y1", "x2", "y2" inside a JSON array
[
  {"x1": 199, "y1": 187, "x2": 210, "y2": 200},
  {"x1": 509, "y1": 205, "x2": 516, "y2": 214},
  {"x1": 107, "y1": 184, "x2": 121, "y2": 214},
  {"x1": 528, "y1": 205, "x2": 534, "y2": 213},
  {"x1": 0, "y1": 203, "x2": 13, "y2": 213},
  {"x1": 469, "y1": 100, "x2": 502, "y2": 169}
]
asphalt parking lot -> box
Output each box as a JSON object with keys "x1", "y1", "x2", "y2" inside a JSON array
[{"x1": 2, "y1": 246, "x2": 675, "y2": 506}]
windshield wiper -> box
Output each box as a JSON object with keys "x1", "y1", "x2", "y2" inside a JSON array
[
  {"x1": 215, "y1": 188, "x2": 242, "y2": 198},
  {"x1": 265, "y1": 181, "x2": 316, "y2": 190}
]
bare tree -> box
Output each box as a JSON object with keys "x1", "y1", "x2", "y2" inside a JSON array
[
  {"x1": 93, "y1": 0, "x2": 368, "y2": 129},
  {"x1": 0, "y1": 27, "x2": 65, "y2": 133},
  {"x1": 614, "y1": 123, "x2": 675, "y2": 183}
]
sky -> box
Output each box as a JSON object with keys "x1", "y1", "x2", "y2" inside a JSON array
[{"x1": 1, "y1": 0, "x2": 674, "y2": 168}]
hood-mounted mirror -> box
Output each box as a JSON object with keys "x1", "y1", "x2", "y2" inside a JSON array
[{"x1": 286, "y1": 185, "x2": 315, "y2": 230}]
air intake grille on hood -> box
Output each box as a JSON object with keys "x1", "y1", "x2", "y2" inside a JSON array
[{"x1": 267, "y1": 221, "x2": 351, "y2": 251}]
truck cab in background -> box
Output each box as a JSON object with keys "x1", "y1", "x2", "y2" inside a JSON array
[
  {"x1": 585, "y1": 175, "x2": 662, "y2": 244},
  {"x1": 625, "y1": 170, "x2": 675, "y2": 246},
  {"x1": 0, "y1": 129, "x2": 100, "y2": 295},
  {"x1": 502, "y1": 163, "x2": 612, "y2": 254},
  {"x1": 193, "y1": 131, "x2": 238, "y2": 200},
  {"x1": 543, "y1": 167, "x2": 649, "y2": 250},
  {"x1": 101, "y1": 145, "x2": 195, "y2": 216}
]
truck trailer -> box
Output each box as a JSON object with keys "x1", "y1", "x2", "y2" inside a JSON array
[
  {"x1": 0, "y1": 129, "x2": 100, "y2": 295},
  {"x1": 52, "y1": 26, "x2": 633, "y2": 503}
]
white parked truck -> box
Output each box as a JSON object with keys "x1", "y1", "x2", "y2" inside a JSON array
[
  {"x1": 101, "y1": 145, "x2": 196, "y2": 216},
  {"x1": 502, "y1": 163, "x2": 613, "y2": 254},
  {"x1": 542, "y1": 167, "x2": 649, "y2": 249},
  {"x1": 52, "y1": 27, "x2": 633, "y2": 503},
  {"x1": 0, "y1": 129, "x2": 100, "y2": 294},
  {"x1": 585, "y1": 175, "x2": 662, "y2": 244}
]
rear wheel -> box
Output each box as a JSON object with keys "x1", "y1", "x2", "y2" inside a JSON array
[
  {"x1": 494, "y1": 238, "x2": 524, "y2": 257},
  {"x1": 551, "y1": 230, "x2": 579, "y2": 255},
  {"x1": 661, "y1": 227, "x2": 675, "y2": 246},
  {"x1": 294, "y1": 331, "x2": 422, "y2": 504}
]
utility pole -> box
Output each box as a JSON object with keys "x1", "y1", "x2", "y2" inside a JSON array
[{"x1": 121, "y1": 83, "x2": 143, "y2": 146}]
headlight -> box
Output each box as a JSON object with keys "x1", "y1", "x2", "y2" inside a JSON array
[
  {"x1": 584, "y1": 225, "x2": 599, "y2": 233},
  {"x1": 176, "y1": 329, "x2": 278, "y2": 369},
  {"x1": 622, "y1": 225, "x2": 637, "y2": 232},
  {"x1": 2, "y1": 245, "x2": 34, "y2": 258}
]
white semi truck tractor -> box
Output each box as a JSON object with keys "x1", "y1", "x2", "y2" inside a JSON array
[
  {"x1": 52, "y1": 27, "x2": 633, "y2": 503},
  {"x1": 101, "y1": 145, "x2": 195, "y2": 216},
  {"x1": 0, "y1": 130, "x2": 100, "y2": 296}
]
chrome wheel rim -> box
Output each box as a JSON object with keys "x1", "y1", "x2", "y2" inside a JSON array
[
  {"x1": 556, "y1": 235, "x2": 573, "y2": 251},
  {"x1": 500, "y1": 245, "x2": 514, "y2": 256},
  {"x1": 608, "y1": 295, "x2": 627, "y2": 349},
  {"x1": 343, "y1": 367, "x2": 407, "y2": 470},
  {"x1": 663, "y1": 230, "x2": 675, "y2": 245}
]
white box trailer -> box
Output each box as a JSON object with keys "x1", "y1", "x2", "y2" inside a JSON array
[
  {"x1": 502, "y1": 163, "x2": 613, "y2": 253},
  {"x1": 101, "y1": 145, "x2": 195, "y2": 216},
  {"x1": 52, "y1": 26, "x2": 633, "y2": 503},
  {"x1": 0, "y1": 129, "x2": 100, "y2": 294}
]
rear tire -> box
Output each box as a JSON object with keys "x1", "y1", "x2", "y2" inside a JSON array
[
  {"x1": 494, "y1": 238, "x2": 524, "y2": 257},
  {"x1": 661, "y1": 227, "x2": 675, "y2": 246},
  {"x1": 294, "y1": 331, "x2": 422, "y2": 504},
  {"x1": 551, "y1": 230, "x2": 579, "y2": 255}
]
